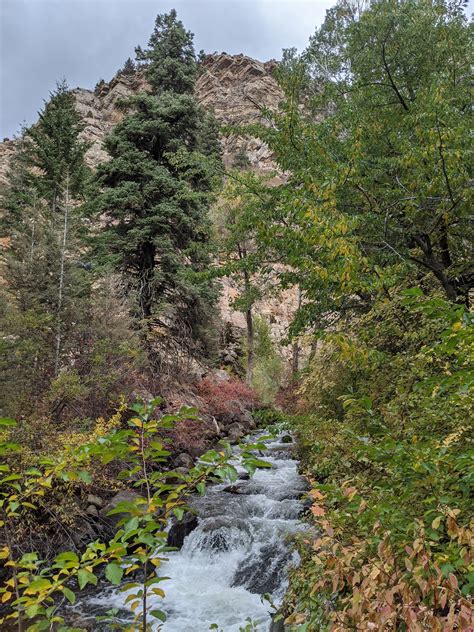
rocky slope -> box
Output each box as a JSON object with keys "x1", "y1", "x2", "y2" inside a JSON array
[{"x1": 0, "y1": 53, "x2": 301, "y2": 363}]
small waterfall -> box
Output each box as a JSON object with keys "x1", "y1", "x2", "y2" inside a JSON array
[{"x1": 80, "y1": 434, "x2": 307, "y2": 631}]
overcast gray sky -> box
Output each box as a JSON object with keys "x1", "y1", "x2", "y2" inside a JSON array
[
  {"x1": 1, "y1": 0, "x2": 472, "y2": 140},
  {"x1": 0, "y1": 0, "x2": 337, "y2": 139}
]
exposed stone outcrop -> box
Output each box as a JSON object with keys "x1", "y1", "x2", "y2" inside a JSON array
[
  {"x1": 196, "y1": 54, "x2": 282, "y2": 170},
  {"x1": 0, "y1": 54, "x2": 302, "y2": 364},
  {"x1": 0, "y1": 139, "x2": 16, "y2": 188},
  {"x1": 1, "y1": 53, "x2": 282, "y2": 174}
]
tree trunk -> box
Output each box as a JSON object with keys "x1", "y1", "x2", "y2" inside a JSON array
[
  {"x1": 410, "y1": 233, "x2": 458, "y2": 302},
  {"x1": 245, "y1": 302, "x2": 254, "y2": 386},
  {"x1": 238, "y1": 242, "x2": 255, "y2": 386},
  {"x1": 138, "y1": 241, "x2": 156, "y2": 321},
  {"x1": 54, "y1": 174, "x2": 69, "y2": 376},
  {"x1": 290, "y1": 287, "x2": 302, "y2": 383}
]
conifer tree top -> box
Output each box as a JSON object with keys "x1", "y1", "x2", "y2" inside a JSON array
[{"x1": 135, "y1": 9, "x2": 197, "y2": 95}]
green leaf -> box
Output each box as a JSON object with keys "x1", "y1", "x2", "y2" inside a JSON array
[
  {"x1": 173, "y1": 507, "x2": 185, "y2": 521},
  {"x1": 77, "y1": 568, "x2": 97, "y2": 590},
  {"x1": 78, "y1": 470, "x2": 92, "y2": 484},
  {"x1": 105, "y1": 563, "x2": 123, "y2": 585},
  {"x1": 0, "y1": 418, "x2": 17, "y2": 427},
  {"x1": 150, "y1": 609, "x2": 167, "y2": 622},
  {"x1": 249, "y1": 458, "x2": 272, "y2": 469},
  {"x1": 55, "y1": 551, "x2": 79, "y2": 564},
  {"x1": 25, "y1": 578, "x2": 51, "y2": 594},
  {"x1": 62, "y1": 586, "x2": 76, "y2": 604}
]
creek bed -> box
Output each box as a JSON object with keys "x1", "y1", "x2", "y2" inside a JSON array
[{"x1": 72, "y1": 434, "x2": 308, "y2": 631}]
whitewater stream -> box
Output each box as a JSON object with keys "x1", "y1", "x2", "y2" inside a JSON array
[{"x1": 76, "y1": 434, "x2": 307, "y2": 631}]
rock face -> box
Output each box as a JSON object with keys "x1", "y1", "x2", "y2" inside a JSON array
[
  {"x1": 0, "y1": 54, "x2": 302, "y2": 363},
  {"x1": 0, "y1": 54, "x2": 281, "y2": 174},
  {"x1": 196, "y1": 54, "x2": 282, "y2": 171}
]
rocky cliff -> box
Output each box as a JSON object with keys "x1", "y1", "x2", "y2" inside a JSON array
[{"x1": 0, "y1": 53, "x2": 301, "y2": 363}]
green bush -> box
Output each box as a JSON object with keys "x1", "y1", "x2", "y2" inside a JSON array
[{"x1": 282, "y1": 293, "x2": 473, "y2": 630}]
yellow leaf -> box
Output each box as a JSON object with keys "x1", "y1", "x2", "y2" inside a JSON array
[{"x1": 432, "y1": 516, "x2": 442, "y2": 529}]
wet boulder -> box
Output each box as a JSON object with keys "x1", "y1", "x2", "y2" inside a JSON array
[
  {"x1": 222, "y1": 484, "x2": 244, "y2": 494},
  {"x1": 281, "y1": 434, "x2": 293, "y2": 444},
  {"x1": 167, "y1": 512, "x2": 199, "y2": 549},
  {"x1": 226, "y1": 422, "x2": 245, "y2": 442},
  {"x1": 270, "y1": 618, "x2": 286, "y2": 632},
  {"x1": 232, "y1": 543, "x2": 291, "y2": 594},
  {"x1": 198, "y1": 517, "x2": 252, "y2": 552}
]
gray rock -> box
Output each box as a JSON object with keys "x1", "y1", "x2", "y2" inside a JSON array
[
  {"x1": 226, "y1": 422, "x2": 245, "y2": 442},
  {"x1": 100, "y1": 489, "x2": 141, "y2": 525},
  {"x1": 269, "y1": 618, "x2": 286, "y2": 632},
  {"x1": 174, "y1": 452, "x2": 194, "y2": 469},
  {"x1": 214, "y1": 369, "x2": 231, "y2": 382},
  {"x1": 238, "y1": 472, "x2": 251, "y2": 480},
  {"x1": 222, "y1": 484, "x2": 244, "y2": 494},
  {"x1": 86, "y1": 494, "x2": 104, "y2": 507},
  {"x1": 167, "y1": 512, "x2": 198, "y2": 549},
  {"x1": 86, "y1": 504, "x2": 98, "y2": 516}
]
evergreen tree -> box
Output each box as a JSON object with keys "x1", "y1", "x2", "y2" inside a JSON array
[
  {"x1": 92, "y1": 11, "x2": 222, "y2": 362},
  {"x1": 135, "y1": 9, "x2": 197, "y2": 94},
  {"x1": 0, "y1": 82, "x2": 91, "y2": 412},
  {"x1": 26, "y1": 79, "x2": 89, "y2": 211},
  {"x1": 118, "y1": 57, "x2": 136, "y2": 77}
]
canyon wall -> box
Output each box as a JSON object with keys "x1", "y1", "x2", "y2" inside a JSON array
[{"x1": 0, "y1": 54, "x2": 301, "y2": 362}]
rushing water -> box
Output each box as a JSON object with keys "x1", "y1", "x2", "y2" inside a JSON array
[{"x1": 77, "y1": 434, "x2": 307, "y2": 631}]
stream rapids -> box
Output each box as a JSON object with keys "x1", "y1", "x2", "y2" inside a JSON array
[{"x1": 74, "y1": 434, "x2": 308, "y2": 631}]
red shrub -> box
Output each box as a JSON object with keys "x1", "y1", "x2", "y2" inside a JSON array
[{"x1": 196, "y1": 377, "x2": 258, "y2": 415}]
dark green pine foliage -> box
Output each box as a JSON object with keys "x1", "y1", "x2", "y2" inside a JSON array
[
  {"x1": 135, "y1": 9, "x2": 197, "y2": 94},
  {"x1": 93, "y1": 10, "x2": 222, "y2": 358},
  {"x1": 118, "y1": 57, "x2": 136, "y2": 77},
  {"x1": 0, "y1": 82, "x2": 91, "y2": 412},
  {"x1": 26, "y1": 79, "x2": 89, "y2": 210}
]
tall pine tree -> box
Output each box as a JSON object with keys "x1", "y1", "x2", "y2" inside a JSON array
[
  {"x1": 92, "y1": 10, "x2": 222, "y2": 363},
  {"x1": 0, "y1": 81, "x2": 90, "y2": 413}
]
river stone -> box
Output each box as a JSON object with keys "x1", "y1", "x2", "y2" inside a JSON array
[
  {"x1": 238, "y1": 472, "x2": 251, "y2": 480},
  {"x1": 232, "y1": 543, "x2": 290, "y2": 594},
  {"x1": 100, "y1": 489, "x2": 141, "y2": 525},
  {"x1": 174, "y1": 452, "x2": 194, "y2": 469},
  {"x1": 281, "y1": 434, "x2": 293, "y2": 444},
  {"x1": 198, "y1": 517, "x2": 252, "y2": 552},
  {"x1": 226, "y1": 422, "x2": 245, "y2": 442},
  {"x1": 222, "y1": 484, "x2": 244, "y2": 494},
  {"x1": 269, "y1": 618, "x2": 286, "y2": 632},
  {"x1": 86, "y1": 493, "x2": 104, "y2": 507},
  {"x1": 167, "y1": 512, "x2": 198, "y2": 549}
]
